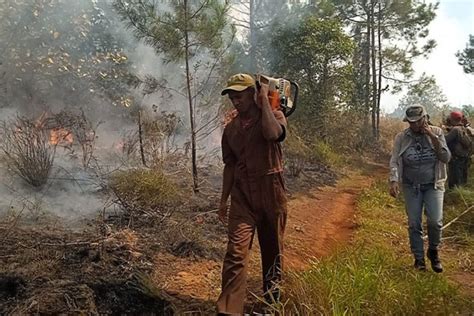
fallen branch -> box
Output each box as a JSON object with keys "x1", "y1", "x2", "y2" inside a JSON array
[
  {"x1": 423, "y1": 204, "x2": 474, "y2": 240},
  {"x1": 441, "y1": 205, "x2": 474, "y2": 231},
  {"x1": 192, "y1": 209, "x2": 218, "y2": 218},
  {"x1": 39, "y1": 241, "x2": 100, "y2": 247}
]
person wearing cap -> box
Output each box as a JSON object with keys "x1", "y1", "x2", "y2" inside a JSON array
[
  {"x1": 216, "y1": 73, "x2": 288, "y2": 314},
  {"x1": 389, "y1": 105, "x2": 450, "y2": 273},
  {"x1": 445, "y1": 111, "x2": 472, "y2": 188}
]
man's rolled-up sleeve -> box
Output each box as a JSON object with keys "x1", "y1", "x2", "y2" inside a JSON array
[{"x1": 222, "y1": 131, "x2": 236, "y2": 165}]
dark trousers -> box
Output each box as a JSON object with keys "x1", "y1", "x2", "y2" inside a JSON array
[
  {"x1": 448, "y1": 156, "x2": 470, "y2": 188},
  {"x1": 217, "y1": 174, "x2": 287, "y2": 315}
]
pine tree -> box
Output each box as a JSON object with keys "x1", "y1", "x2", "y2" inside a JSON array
[
  {"x1": 456, "y1": 35, "x2": 474, "y2": 74},
  {"x1": 114, "y1": 0, "x2": 233, "y2": 192}
]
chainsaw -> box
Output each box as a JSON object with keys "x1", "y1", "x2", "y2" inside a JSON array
[{"x1": 255, "y1": 74, "x2": 299, "y2": 117}]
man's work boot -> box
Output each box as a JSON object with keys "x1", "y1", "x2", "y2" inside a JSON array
[
  {"x1": 414, "y1": 258, "x2": 426, "y2": 271},
  {"x1": 427, "y1": 249, "x2": 443, "y2": 273}
]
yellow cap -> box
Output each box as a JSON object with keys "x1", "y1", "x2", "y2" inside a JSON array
[{"x1": 221, "y1": 73, "x2": 255, "y2": 95}]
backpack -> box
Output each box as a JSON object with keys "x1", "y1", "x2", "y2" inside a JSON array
[
  {"x1": 465, "y1": 126, "x2": 474, "y2": 155},
  {"x1": 458, "y1": 126, "x2": 473, "y2": 155}
]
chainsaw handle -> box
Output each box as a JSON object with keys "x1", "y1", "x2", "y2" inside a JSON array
[{"x1": 285, "y1": 81, "x2": 299, "y2": 117}]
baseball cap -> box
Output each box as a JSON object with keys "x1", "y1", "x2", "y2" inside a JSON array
[
  {"x1": 449, "y1": 111, "x2": 463, "y2": 121},
  {"x1": 221, "y1": 73, "x2": 255, "y2": 95},
  {"x1": 403, "y1": 105, "x2": 427, "y2": 122}
]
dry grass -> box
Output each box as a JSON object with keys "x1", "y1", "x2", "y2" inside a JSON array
[{"x1": 378, "y1": 117, "x2": 406, "y2": 154}]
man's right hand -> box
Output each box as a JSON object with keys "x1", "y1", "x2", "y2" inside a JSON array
[
  {"x1": 255, "y1": 82, "x2": 270, "y2": 110},
  {"x1": 218, "y1": 202, "x2": 228, "y2": 225},
  {"x1": 389, "y1": 181, "x2": 399, "y2": 198}
]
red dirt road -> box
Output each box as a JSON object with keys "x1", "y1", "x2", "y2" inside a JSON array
[
  {"x1": 157, "y1": 167, "x2": 385, "y2": 311},
  {"x1": 285, "y1": 172, "x2": 374, "y2": 270}
]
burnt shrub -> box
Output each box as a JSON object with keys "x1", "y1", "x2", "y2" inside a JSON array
[
  {"x1": 284, "y1": 130, "x2": 311, "y2": 177},
  {"x1": 0, "y1": 117, "x2": 55, "y2": 188}
]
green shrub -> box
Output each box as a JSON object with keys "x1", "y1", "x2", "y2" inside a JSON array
[
  {"x1": 309, "y1": 140, "x2": 345, "y2": 167},
  {"x1": 109, "y1": 169, "x2": 179, "y2": 218}
]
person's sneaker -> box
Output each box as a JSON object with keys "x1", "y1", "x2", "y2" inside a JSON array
[
  {"x1": 414, "y1": 258, "x2": 426, "y2": 271},
  {"x1": 427, "y1": 249, "x2": 443, "y2": 273}
]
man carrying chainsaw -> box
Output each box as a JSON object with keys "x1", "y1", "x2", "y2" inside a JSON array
[{"x1": 217, "y1": 73, "x2": 288, "y2": 315}]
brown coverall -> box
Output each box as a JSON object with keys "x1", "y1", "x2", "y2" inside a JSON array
[{"x1": 217, "y1": 110, "x2": 288, "y2": 315}]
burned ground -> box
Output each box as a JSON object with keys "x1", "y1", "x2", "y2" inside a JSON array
[{"x1": 0, "y1": 161, "x2": 338, "y2": 314}]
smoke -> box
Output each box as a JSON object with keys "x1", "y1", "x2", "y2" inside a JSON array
[
  {"x1": 0, "y1": 159, "x2": 104, "y2": 222},
  {"x1": 110, "y1": 0, "x2": 231, "y2": 160},
  {"x1": 0, "y1": 0, "x2": 127, "y2": 220},
  {"x1": 0, "y1": 0, "x2": 232, "y2": 221}
]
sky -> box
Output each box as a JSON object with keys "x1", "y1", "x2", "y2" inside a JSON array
[{"x1": 382, "y1": 0, "x2": 474, "y2": 113}]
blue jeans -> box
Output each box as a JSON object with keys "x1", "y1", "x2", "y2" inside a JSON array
[{"x1": 402, "y1": 183, "x2": 444, "y2": 260}]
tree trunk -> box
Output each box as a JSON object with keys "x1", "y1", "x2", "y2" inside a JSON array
[
  {"x1": 249, "y1": 0, "x2": 257, "y2": 71},
  {"x1": 184, "y1": 0, "x2": 199, "y2": 192},
  {"x1": 370, "y1": 0, "x2": 377, "y2": 139},
  {"x1": 138, "y1": 109, "x2": 147, "y2": 167},
  {"x1": 376, "y1": 0, "x2": 383, "y2": 140},
  {"x1": 320, "y1": 57, "x2": 329, "y2": 139},
  {"x1": 364, "y1": 5, "x2": 371, "y2": 127}
]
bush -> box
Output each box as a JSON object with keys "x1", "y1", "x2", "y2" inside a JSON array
[
  {"x1": 120, "y1": 111, "x2": 181, "y2": 167},
  {"x1": 284, "y1": 131, "x2": 312, "y2": 177},
  {"x1": 309, "y1": 140, "x2": 345, "y2": 167},
  {"x1": 109, "y1": 169, "x2": 180, "y2": 219},
  {"x1": 0, "y1": 117, "x2": 55, "y2": 188},
  {"x1": 284, "y1": 126, "x2": 344, "y2": 177}
]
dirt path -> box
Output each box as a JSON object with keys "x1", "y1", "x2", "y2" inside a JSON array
[
  {"x1": 284, "y1": 172, "x2": 371, "y2": 270},
  {"x1": 159, "y1": 165, "x2": 387, "y2": 312}
]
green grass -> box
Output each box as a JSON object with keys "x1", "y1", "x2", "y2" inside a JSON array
[
  {"x1": 278, "y1": 179, "x2": 474, "y2": 315},
  {"x1": 310, "y1": 140, "x2": 346, "y2": 168},
  {"x1": 284, "y1": 131, "x2": 346, "y2": 170},
  {"x1": 443, "y1": 166, "x2": 474, "y2": 267},
  {"x1": 109, "y1": 168, "x2": 180, "y2": 216},
  {"x1": 444, "y1": 187, "x2": 474, "y2": 250}
]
